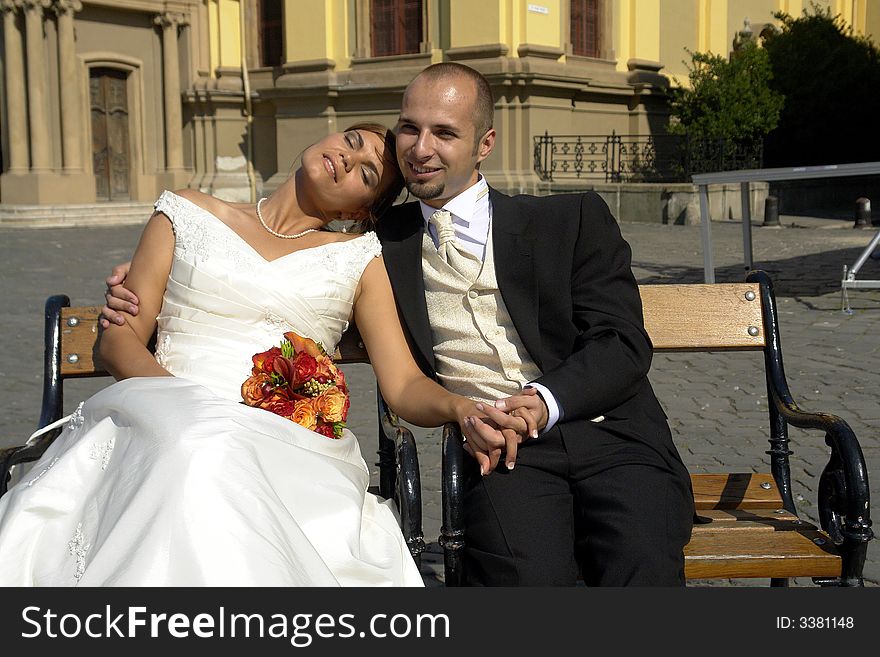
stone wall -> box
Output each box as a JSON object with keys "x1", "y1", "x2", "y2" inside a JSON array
[{"x1": 527, "y1": 180, "x2": 770, "y2": 225}]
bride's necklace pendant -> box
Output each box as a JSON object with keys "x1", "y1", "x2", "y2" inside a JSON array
[{"x1": 256, "y1": 198, "x2": 319, "y2": 240}]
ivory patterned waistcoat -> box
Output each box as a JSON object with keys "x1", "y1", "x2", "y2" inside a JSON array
[{"x1": 421, "y1": 231, "x2": 542, "y2": 402}]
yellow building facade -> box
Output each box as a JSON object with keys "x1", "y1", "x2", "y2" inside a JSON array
[{"x1": 1, "y1": 0, "x2": 877, "y2": 209}]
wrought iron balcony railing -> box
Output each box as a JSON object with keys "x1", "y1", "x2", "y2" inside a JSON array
[{"x1": 533, "y1": 132, "x2": 763, "y2": 183}]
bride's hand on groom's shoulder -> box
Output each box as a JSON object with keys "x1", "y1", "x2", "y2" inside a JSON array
[{"x1": 100, "y1": 262, "x2": 138, "y2": 328}]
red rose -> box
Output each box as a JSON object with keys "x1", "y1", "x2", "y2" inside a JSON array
[
  {"x1": 266, "y1": 399, "x2": 297, "y2": 418},
  {"x1": 292, "y1": 352, "x2": 318, "y2": 386},
  {"x1": 252, "y1": 346, "x2": 282, "y2": 375},
  {"x1": 315, "y1": 423, "x2": 336, "y2": 439},
  {"x1": 336, "y1": 368, "x2": 348, "y2": 394}
]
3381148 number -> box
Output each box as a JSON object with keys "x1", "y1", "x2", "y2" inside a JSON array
[
  {"x1": 776, "y1": 616, "x2": 854, "y2": 629},
  {"x1": 800, "y1": 617, "x2": 854, "y2": 629}
]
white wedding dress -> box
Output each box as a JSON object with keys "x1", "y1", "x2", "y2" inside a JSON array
[{"x1": 0, "y1": 191, "x2": 423, "y2": 587}]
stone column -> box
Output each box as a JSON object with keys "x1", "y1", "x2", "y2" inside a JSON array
[
  {"x1": 1, "y1": 0, "x2": 28, "y2": 172},
  {"x1": 22, "y1": 0, "x2": 52, "y2": 172},
  {"x1": 154, "y1": 11, "x2": 187, "y2": 171},
  {"x1": 54, "y1": 0, "x2": 83, "y2": 171}
]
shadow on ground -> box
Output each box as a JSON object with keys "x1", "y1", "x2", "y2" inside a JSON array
[{"x1": 634, "y1": 244, "x2": 880, "y2": 301}]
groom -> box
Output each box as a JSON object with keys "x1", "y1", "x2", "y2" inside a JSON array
[{"x1": 104, "y1": 63, "x2": 694, "y2": 586}]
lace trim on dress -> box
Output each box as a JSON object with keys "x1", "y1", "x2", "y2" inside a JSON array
[
  {"x1": 265, "y1": 310, "x2": 295, "y2": 335},
  {"x1": 67, "y1": 523, "x2": 90, "y2": 582},
  {"x1": 67, "y1": 402, "x2": 85, "y2": 430},
  {"x1": 153, "y1": 191, "x2": 382, "y2": 280},
  {"x1": 154, "y1": 191, "x2": 253, "y2": 272},
  {"x1": 323, "y1": 231, "x2": 382, "y2": 282},
  {"x1": 154, "y1": 333, "x2": 172, "y2": 368},
  {"x1": 26, "y1": 457, "x2": 59, "y2": 488},
  {"x1": 89, "y1": 438, "x2": 116, "y2": 471}
]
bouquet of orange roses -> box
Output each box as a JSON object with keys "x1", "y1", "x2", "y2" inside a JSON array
[{"x1": 241, "y1": 331, "x2": 350, "y2": 438}]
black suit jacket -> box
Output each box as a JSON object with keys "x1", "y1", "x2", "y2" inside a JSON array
[{"x1": 377, "y1": 188, "x2": 684, "y2": 470}]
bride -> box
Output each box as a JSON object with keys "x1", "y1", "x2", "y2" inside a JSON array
[{"x1": 0, "y1": 123, "x2": 523, "y2": 587}]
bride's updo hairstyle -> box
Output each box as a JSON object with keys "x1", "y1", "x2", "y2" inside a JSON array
[{"x1": 343, "y1": 122, "x2": 405, "y2": 229}]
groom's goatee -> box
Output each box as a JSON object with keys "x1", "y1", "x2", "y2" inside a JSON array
[{"x1": 406, "y1": 180, "x2": 445, "y2": 200}]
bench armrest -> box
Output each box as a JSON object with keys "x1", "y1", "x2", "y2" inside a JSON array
[
  {"x1": 749, "y1": 269, "x2": 873, "y2": 586},
  {"x1": 440, "y1": 421, "x2": 467, "y2": 586},
  {"x1": 376, "y1": 393, "x2": 425, "y2": 565}
]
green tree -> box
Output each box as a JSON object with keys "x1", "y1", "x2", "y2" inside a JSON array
[
  {"x1": 667, "y1": 41, "x2": 784, "y2": 143},
  {"x1": 762, "y1": 4, "x2": 880, "y2": 166}
]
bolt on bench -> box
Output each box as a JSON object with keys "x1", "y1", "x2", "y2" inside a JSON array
[{"x1": 439, "y1": 270, "x2": 873, "y2": 586}]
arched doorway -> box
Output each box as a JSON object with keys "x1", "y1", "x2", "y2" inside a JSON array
[{"x1": 90, "y1": 68, "x2": 130, "y2": 201}]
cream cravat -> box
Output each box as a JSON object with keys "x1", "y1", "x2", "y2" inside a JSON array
[{"x1": 429, "y1": 209, "x2": 481, "y2": 278}]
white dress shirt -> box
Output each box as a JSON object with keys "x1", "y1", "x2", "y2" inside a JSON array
[{"x1": 419, "y1": 176, "x2": 562, "y2": 433}]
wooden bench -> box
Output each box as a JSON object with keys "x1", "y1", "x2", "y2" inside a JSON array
[
  {"x1": 0, "y1": 295, "x2": 427, "y2": 568},
  {"x1": 439, "y1": 270, "x2": 873, "y2": 586}
]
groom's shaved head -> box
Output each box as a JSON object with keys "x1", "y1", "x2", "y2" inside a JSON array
[{"x1": 412, "y1": 63, "x2": 494, "y2": 146}]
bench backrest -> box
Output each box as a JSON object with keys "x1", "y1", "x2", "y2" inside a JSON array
[{"x1": 53, "y1": 282, "x2": 768, "y2": 381}]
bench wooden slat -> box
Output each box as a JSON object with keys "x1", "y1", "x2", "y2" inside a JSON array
[
  {"x1": 691, "y1": 473, "x2": 783, "y2": 510},
  {"x1": 640, "y1": 283, "x2": 765, "y2": 351},
  {"x1": 59, "y1": 306, "x2": 371, "y2": 377},
  {"x1": 60, "y1": 306, "x2": 103, "y2": 377},
  {"x1": 694, "y1": 508, "x2": 808, "y2": 530},
  {"x1": 685, "y1": 526, "x2": 841, "y2": 579}
]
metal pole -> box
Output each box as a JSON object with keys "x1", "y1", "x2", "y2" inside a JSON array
[
  {"x1": 741, "y1": 181, "x2": 754, "y2": 272},
  {"x1": 699, "y1": 184, "x2": 714, "y2": 283},
  {"x1": 847, "y1": 229, "x2": 880, "y2": 279}
]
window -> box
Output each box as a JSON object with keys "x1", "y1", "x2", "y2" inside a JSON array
[
  {"x1": 570, "y1": 0, "x2": 600, "y2": 58},
  {"x1": 371, "y1": 0, "x2": 422, "y2": 57},
  {"x1": 259, "y1": 0, "x2": 283, "y2": 67}
]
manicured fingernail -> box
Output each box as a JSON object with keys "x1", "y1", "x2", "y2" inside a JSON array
[
  {"x1": 494, "y1": 400, "x2": 506, "y2": 409},
  {"x1": 480, "y1": 466, "x2": 485, "y2": 476},
  {"x1": 530, "y1": 430, "x2": 538, "y2": 439},
  {"x1": 475, "y1": 403, "x2": 484, "y2": 411},
  {"x1": 506, "y1": 462, "x2": 515, "y2": 470},
  {"x1": 116, "y1": 318, "x2": 124, "y2": 325}
]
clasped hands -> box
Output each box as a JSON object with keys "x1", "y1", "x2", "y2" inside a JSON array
[{"x1": 456, "y1": 387, "x2": 548, "y2": 476}]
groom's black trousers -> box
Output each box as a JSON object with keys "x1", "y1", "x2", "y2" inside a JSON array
[{"x1": 461, "y1": 425, "x2": 694, "y2": 586}]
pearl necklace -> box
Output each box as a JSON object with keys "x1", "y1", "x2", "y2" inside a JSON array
[{"x1": 255, "y1": 198, "x2": 319, "y2": 240}]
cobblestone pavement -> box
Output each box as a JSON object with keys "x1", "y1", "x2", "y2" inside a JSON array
[{"x1": 1, "y1": 215, "x2": 877, "y2": 587}]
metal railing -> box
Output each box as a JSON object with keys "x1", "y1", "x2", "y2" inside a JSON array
[{"x1": 533, "y1": 132, "x2": 763, "y2": 183}]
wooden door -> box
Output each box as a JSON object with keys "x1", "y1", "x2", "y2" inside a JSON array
[{"x1": 90, "y1": 68, "x2": 130, "y2": 201}]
